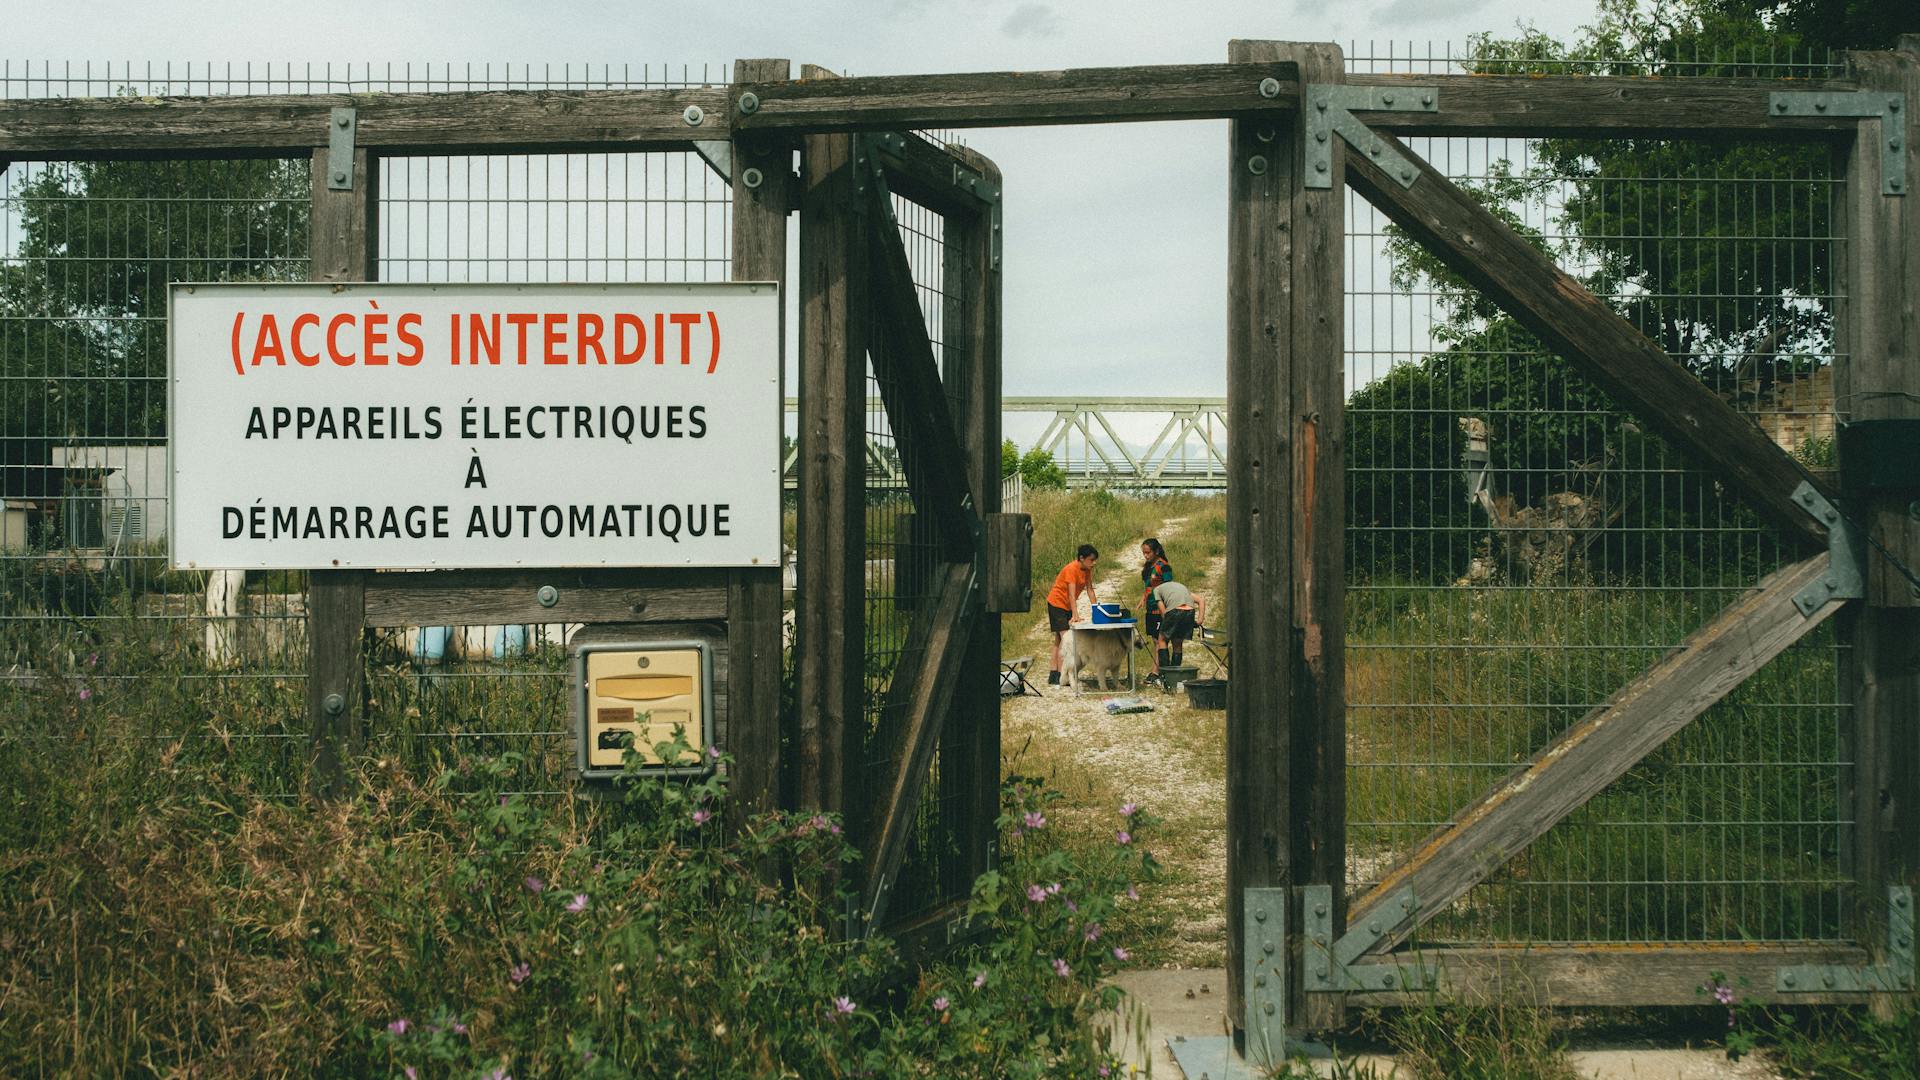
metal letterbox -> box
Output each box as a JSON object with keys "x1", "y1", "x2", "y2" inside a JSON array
[{"x1": 573, "y1": 639, "x2": 713, "y2": 779}]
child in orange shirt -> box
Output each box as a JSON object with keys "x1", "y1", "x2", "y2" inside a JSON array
[{"x1": 1045, "y1": 544, "x2": 1100, "y2": 686}]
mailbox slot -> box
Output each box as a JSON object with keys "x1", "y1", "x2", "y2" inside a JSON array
[{"x1": 573, "y1": 639, "x2": 713, "y2": 779}]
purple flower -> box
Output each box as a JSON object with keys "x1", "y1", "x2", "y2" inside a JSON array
[
  {"x1": 1052, "y1": 958, "x2": 1071, "y2": 978},
  {"x1": 833, "y1": 995, "x2": 856, "y2": 1017},
  {"x1": 523, "y1": 876, "x2": 545, "y2": 893},
  {"x1": 387, "y1": 1018, "x2": 410, "y2": 1035},
  {"x1": 566, "y1": 893, "x2": 589, "y2": 913},
  {"x1": 509, "y1": 961, "x2": 531, "y2": 985},
  {"x1": 498, "y1": 794, "x2": 509, "y2": 806},
  {"x1": 707, "y1": 744, "x2": 722, "y2": 760},
  {"x1": 1713, "y1": 984, "x2": 1736, "y2": 1006},
  {"x1": 932, "y1": 996, "x2": 950, "y2": 1012},
  {"x1": 85, "y1": 652, "x2": 98, "y2": 668},
  {"x1": 484, "y1": 1069, "x2": 511, "y2": 1080},
  {"x1": 1120, "y1": 801, "x2": 1139, "y2": 817},
  {"x1": 1063, "y1": 898, "x2": 1079, "y2": 914},
  {"x1": 450, "y1": 1020, "x2": 468, "y2": 1035},
  {"x1": 1027, "y1": 884, "x2": 1048, "y2": 903},
  {"x1": 1116, "y1": 830, "x2": 1132, "y2": 845},
  {"x1": 404, "y1": 1068, "x2": 418, "y2": 1080},
  {"x1": 1126, "y1": 886, "x2": 1139, "y2": 901},
  {"x1": 692, "y1": 808, "x2": 712, "y2": 826},
  {"x1": 1046, "y1": 882, "x2": 1061, "y2": 896},
  {"x1": 1023, "y1": 810, "x2": 1046, "y2": 829},
  {"x1": 972, "y1": 971, "x2": 988, "y2": 989},
  {"x1": 1112, "y1": 947, "x2": 1130, "y2": 961},
  {"x1": 1084, "y1": 922, "x2": 1102, "y2": 941},
  {"x1": 77, "y1": 686, "x2": 92, "y2": 701}
]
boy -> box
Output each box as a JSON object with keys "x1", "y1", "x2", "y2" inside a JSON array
[
  {"x1": 1145, "y1": 577, "x2": 1205, "y2": 683},
  {"x1": 1045, "y1": 544, "x2": 1100, "y2": 686}
]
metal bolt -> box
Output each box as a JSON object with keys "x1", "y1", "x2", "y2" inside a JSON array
[
  {"x1": 1259, "y1": 77, "x2": 1281, "y2": 99},
  {"x1": 1823, "y1": 974, "x2": 1835, "y2": 987},
  {"x1": 1315, "y1": 130, "x2": 1328, "y2": 143},
  {"x1": 1263, "y1": 942, "x2": 1275, "y2": 955},
  {"x1": 1255, "y1": 125, "x2": 1275, "y2": 143},
  {"x1": 323, "y1": 693, "x2": 345, "y2": 716},
  {"x1": 1370, "y1": 145, "x2": 1382, "y2": 157},
  {"x1": 1248, "y1": 155, "x2": 1268, "y2": 175},
  {"x1": 1383, "y1": 93, "x2": 1395, "y2": 105},
  {"x1": 1422, "y1": 93, "x2": 1433, "y2": 107},
  {"x1": 1816, "y1": 101, "x2": 1828, "y2": 111},
  {"x1": 1255, "y1": 910, "x2": 1267, "y2": 922},
  {"x1": 1892, "y1": 98, "x2": 1902, "y2": 111},
  {"x1": 1382, "y1": 972, "x2": 1396, "y2": 987},
  {"x1": 1776, "y1": 100, "x2": 1790, "y2": 112},
  {"x1": 1825, "y1": 580, "x2": 1836, "y2": 593},
  {"x1": 1315, "y1": 903, "x2": 1327, "y2": 916},
  {"x1": 1895, "y1": 178, "x2": 1905, "y2": 190},
  {"x1": 1784, "y1": 973, "x2": 1797, "y2": 987},
  {"x1": 1898, "y1": 894, "x2": 1910, "y2": 909},
  {"x1": 742, "y1": 167, "x2": 764, "y2": 189},
  {"x1": 1401, "y1": 168, "x2": 1415, "y2": 181},
  {"x1": 335, "y1": 114, "x2": 350, "y2": 128},
  {"x1": 1369, "y1": 921, "x2": 1381, "y2": 933},
  {"x1": 1894, "y1": 139, "x2": 1904, "y2": 150},
  {"x1": 332, "y1": 170, "x2": 347, "y2": 183},
  {"x1": 1256, "y1": 975, "x2": 1267, "y2": 987},
  {"x1": 683, "y1": 104, "x2": 704, "y2": 126},
  {"x1": 738, "y1": 91, "x2": 760, "y2": 115},
  {"x1": 1263, "y1": 1002, "x2": 1276, "y2": 1016},
  {"x1": 1315, "y1": 161, "x2": 1327, "y2": 173},
  {"x1": 1824, "y1": 508, "x2": 1839, "y2": 523},
  {"x1": 537, "y1": 585, "x2": 559, "y2": 608},
  {"x1": 1315, "y1": 99, "x2": 1327, "y2": 111}
]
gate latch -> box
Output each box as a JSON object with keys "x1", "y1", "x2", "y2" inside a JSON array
[{"x1": 1790, "y1": 481, "x2": 1865, "y2": 617}]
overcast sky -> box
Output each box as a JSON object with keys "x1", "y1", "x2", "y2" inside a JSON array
[{"x1": 12, "y1": 0, "x2": 1595, "y2": 448}]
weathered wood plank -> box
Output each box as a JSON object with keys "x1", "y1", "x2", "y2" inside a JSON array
[
  {"x1": 795, "y1": 66, "x2": 866, "y2": 824},
  {"x1": 0, "y1": 89, "x2": 726, "y2": 159},
  {"x1": 362, "y1": 570, "x2": 729, "y2": 627},
  {"x1": 860, "y1": 561, "x2": 978, "y2": 931},
  {"x1": 984, "y1": 513, "x2": 1033, "y2": 612},
  {"x1": 874, "y1": 133, "x2": 997, "y2": 217},
  {"x1": 1225, "y1": 36, "x2": 1300, "y2": 1042},
  {"x1": 1287, "y1": 42, "x2": 1349, "y2": 1035},
  {"x1": 867, "y1": 176, "x2": 978, "y2": 557},
  {"x1": 727, "y1": 58, "x2": 794, "y2": 823},
  {"x1": 1350, "y1": 553, "x2": 1846, "y2": 956},
  {"x1": 1350, "y1": 73, "x2": 1866, "y2": 138},
  {"x1": 306, "y1": 147, "x2": 375, "y2": 796},
  {"x1": 1342, "y1": 944, "x2": 1878, "y2": 1007},
  {"x1": 1345, "y1": 133, "x2": 1830, "y2": 549},
  {"x1": 735, "y1": 63, "x2": 1300, "y2": 133},
  {"x1": 944, "y1": 157, "x2": 1006, "y2": 890}
]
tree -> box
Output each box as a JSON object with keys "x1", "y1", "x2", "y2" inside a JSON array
[
  {"x1": 1, "y1": 158, "x2": 309, "y2": 453},
  {"x1": 1000, "y1": 439, "x2": 1066, "y2": 491}
]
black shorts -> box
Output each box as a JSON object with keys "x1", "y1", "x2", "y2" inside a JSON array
[
  {"x1": 1160, "y1": 608, "x2": 1196, "y2": 643},
  {"x1": 1144, "y1": 612, "x2": 1162, "y2": 638},
  {"x1": 1048, "y1": 604, "x2": 1074, "y2": 633}
]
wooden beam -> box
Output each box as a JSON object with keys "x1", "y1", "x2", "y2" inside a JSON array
[
  {"x1": 1350, "y1": 553, "x2": 1847, "y2": 957},
  {"x1": 1344, "y1": 132, "x2": 1830, "y2": 549},
  {"x1": 859, "y1": 561, "x2": 978, "y2": 931},
  {"x1": 361, "y1": 569, "x2": 729, "y2": 627},
  {"x1": 0, "y1": 89, "x2": 726, "y2": 159},
  {"x1": 306, "y1": 147, "x2": 375, "y2": 796},
  {"x1": 1342, "y1": 944, "x2": 1879, "y2": 1007},
  {"x1": 944, "y1": 143, "x2": 1007, "y2": 891},
  {"x1": 1350, "y1": 73, "x2": 1866, "y2": 139},
  {"x1": 866, "y1": 173, "x2": 979, "y2": 558},
  {"x1": 735, "y1": 63, "x2": 1300, "y2": 133},
  {"x1": 874, "y1": 133, "x2": 997, "y2": 217},
  {"x1": 1838, "y1": 38, "x2": 1920, "y2": 1016},
  {"x1": 728, "y1": 58, "x2": 795, "y2": 824},
  {"x1": 795, "y1": 67, "x2": 866, "y2": 823}
]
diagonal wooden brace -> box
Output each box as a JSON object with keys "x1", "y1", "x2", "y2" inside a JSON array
[{"x1": 1348, "y1": 553, "x2": 1847, "y2": 956}]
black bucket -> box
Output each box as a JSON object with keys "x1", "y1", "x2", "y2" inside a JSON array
[{"x1": 1185, "y1": 678, "x2": 1226, "y2": 710}]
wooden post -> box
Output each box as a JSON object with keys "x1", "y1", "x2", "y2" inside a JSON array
[
  {"x1": 727, "y1": 58, "x2": 793, "y2": 823},
  {"x1": 306, "y1": 146, "x2": 375, "y2": 795},
  {"x1": 944, "y1": 145, "x2": 1004, "y2": 887},
  {"x1": 1839, "y1": 38, "x2": 1920, "y2": 1014},
  {"x1": 1225, "y1": 39, "x2": 1347, "y2": 1044},
  {"x1": 796, "y1": 65, "x2": 866, "y2": 830}
]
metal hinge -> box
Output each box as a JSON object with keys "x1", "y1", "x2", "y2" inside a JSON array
[
  {"x1": 1777, "y1": 886, "x2": 1914, "y2": 993},
  {"x1": 1242, "y1": 886, "x2": 1288, "y2": 1066},
  {"x1": 1303, "y1": 84, "x2": 1439, "y2": 190},
  {"x1": 1303, "y1": 884, "x2": 1439, "y2": 992},
  {"x1": 1791, "y1": 481, "x2": 1865, "y2": 617},
  {"x1": 1770, "y1": 92, "x2": 1907, "y2": 195},
  {"x1": 326, "y1": 107, "x2": 357, "y2": 191}
]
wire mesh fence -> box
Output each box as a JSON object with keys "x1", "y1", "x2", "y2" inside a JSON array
[{"x1": 1343, "y1": 47, "x2": 1851, "y2": 945}]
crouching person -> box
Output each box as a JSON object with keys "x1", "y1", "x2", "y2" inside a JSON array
[{"x1": 1146, "y1": 578, "x2": 1205, "y2": 684}]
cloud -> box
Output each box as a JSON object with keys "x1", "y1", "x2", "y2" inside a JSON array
[
  {"x1": 1001, "y1": 3, "x2": 1062, "y2": 39},
  {"x1": 1369, "y1": 0, "x2": 1491, "y2": 27}
]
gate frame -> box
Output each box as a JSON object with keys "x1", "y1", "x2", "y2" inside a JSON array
[{"x1": 3, "y1": 35, "x2": 1914, "y2": 1038}]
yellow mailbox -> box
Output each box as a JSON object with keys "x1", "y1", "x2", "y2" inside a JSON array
[{"x1": 574, "y1": 639, "x2": 714, "y2": 779}]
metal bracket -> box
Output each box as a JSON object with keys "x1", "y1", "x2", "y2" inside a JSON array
[
  {"x1": 1303, "y1": 84, "x2": 1438, "y2": 190},
  {"x1": 1303, "y1": 885, "x2": 1439, "y2": 992},
  {"x1": 1770, "y1": 92, "x2": 1907, "y2": 195},
  {"x1": 691, "y1": 139, "x2": 733, "y2": 183},
  {"x1": 1242, "y1": 887, "x2": 1288, "y2": 1066},
  {"x1": 325, "y1": 107, "x2": 357, "y2": 191},
  {"x1": 1790, "y1": 481, "x2": 1865, "y2": 617},
  {"x1": 1777, "y1": 886, "x2": 1914, "y2": 993}
]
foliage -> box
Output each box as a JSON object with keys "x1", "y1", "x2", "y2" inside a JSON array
[
  {"x1": 1001, "y1": 439, "x2": 1066, "y2": 492},
  {"x1": 0, "y1": 159, "x2": 308, "y2": 448},
  {"x1": 1379, "y1": 994, "x2": 1583, "y2": 1080},
  {"x1": 0, "y1": 656, "x2": 1160, "y2": 1078}
]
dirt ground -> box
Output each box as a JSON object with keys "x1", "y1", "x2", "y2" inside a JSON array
[{"x1": 1001, "y1": 518, "x2": 1231, "y2": 967}]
